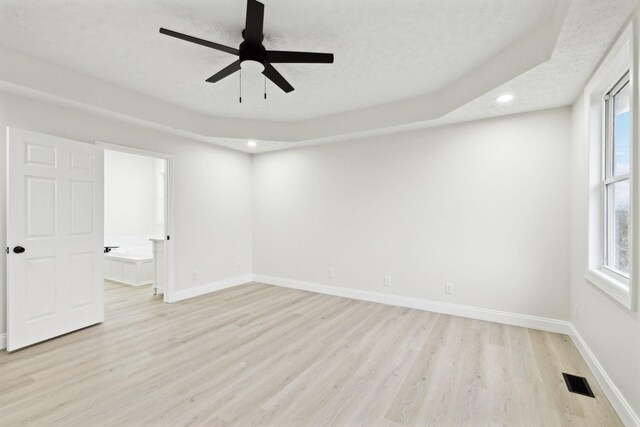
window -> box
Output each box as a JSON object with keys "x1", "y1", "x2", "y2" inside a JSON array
[
  {"x1": 585, "y1": 26, "x2": 635, "y2": 310},
  {"x1": 603, "y1": 73, "x2": 631, "y2": 281},
  {"x1": 586, "y1": 64, "x2": 635, "y2": 309}
]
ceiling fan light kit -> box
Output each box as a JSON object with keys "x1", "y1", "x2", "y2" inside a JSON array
[
  {"x1": 160, "y1": 0, "x2": 334, "y2": 102},
  {"x1": 240, "y1": 60, "x2": 265, "y2": 73}
]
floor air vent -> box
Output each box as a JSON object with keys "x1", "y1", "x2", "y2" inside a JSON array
[{"x1": 562, "y1": 373, "x2": 595, "y2": 398}]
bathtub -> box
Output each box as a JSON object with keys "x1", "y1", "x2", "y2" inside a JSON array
[{"x1": 104, "y1": 248, "x2": 154, "y2": 286}]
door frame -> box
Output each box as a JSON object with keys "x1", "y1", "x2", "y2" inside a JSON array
[{"x1": 96, "y1": 141, "x2": 175, "y2": 303}]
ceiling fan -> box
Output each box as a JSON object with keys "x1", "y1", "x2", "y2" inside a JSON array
[{"x1": 159, "y1": 0, "x2": 334, "y2": 96}]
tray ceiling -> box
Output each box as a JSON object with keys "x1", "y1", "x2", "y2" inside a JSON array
[
  {"x1": 0, "y1": 0, "x2": 555, "y2": 121},
  {"x1": 0, "y1": 0, "x2": 637, "y2": 152}
]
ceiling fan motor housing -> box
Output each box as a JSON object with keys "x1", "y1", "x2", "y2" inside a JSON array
[{"x1": 239, "y1": 40, "x2": 266, "y2": 66}]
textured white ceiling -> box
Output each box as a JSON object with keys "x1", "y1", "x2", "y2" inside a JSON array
[
  {"x1": 440, "y1": 0, "x2": 638, "y2": 125},
  {"x1": 0, "y1": 0, "x2": 555, "y2": 121},
  {"x1": 0, "y1": 0, "x2": 636, "y2": 153},
  {"x1": 211, "y1": 0, "x2": 639, "y2": 152}
]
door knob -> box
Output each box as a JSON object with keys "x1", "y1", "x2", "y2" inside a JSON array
[{"x1": 13, "y1": 246, "x2": 25, "y2": 254}]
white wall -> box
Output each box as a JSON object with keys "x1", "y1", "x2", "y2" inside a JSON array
[
  {"x1": 0, "y1": 90, "x2": 253, "y2": 335},
  {"x1": 104, "y1": 150, "x2": 155, "y2": 244},
  {"x1": 253, "y1": 108, "x2": 571, "y2": 320},
  {"x1": 570, "y1": 90, "x2": 640, "y2": 420},
  {"x1": 0, "y1": 69, "x2": 635, "y2": 420}
]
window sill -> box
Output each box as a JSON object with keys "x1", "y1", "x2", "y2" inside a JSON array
[{"x1": 585, "y1": 269, "x2": 634, "y2": 310}]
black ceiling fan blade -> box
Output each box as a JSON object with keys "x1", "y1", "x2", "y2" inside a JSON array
[
  {"x1": 244, "y1": 0, "x2": 264, "y2": 44},
  {"x1": 263, "y1": 63, "x2": 294, "y2": 93},
  {"x1": 206, "y1": 60, "x2": 241, "y2": 83},
  {"x1": 160, "y1": 28, "x2": 239, "y2": 56},
  {"x1": 266, "y1": 51, "x2": 334, "y2": 64}
]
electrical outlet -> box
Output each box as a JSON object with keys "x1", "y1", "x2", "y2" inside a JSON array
[
  {"x1": 328, "y1": 268, "x2": 335, "y2": 279},
  {"x1": 192, "y1": 270, "x2": 198, "y2": 281},
  {"x1": 384, "y1": 276, "x2": 391, "y2": 287},
  {"x1": 572, "y1": 302, "x2": 579, "y2": 319},
  {"x1": 445, "y1": 283, "x2": 453, "y2": 295}
]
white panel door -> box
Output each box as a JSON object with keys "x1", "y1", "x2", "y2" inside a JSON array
[{"x1": 7, "y1": 128, "x2": 104, "y2": 351}]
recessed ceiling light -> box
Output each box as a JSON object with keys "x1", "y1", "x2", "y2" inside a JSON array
[
  {"x1": 496, "y1": 94, "x2": 514, "y2": 104},
  {"x1": 247, "y1": 140, "x2": 257, "y2": 147}
]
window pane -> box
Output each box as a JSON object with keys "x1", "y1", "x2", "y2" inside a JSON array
[
  {"x1": 608, "y1": 179, "x2": 630, "y2": 274},
  {"x1": 613, "y1": 81, "x2": 631, "y2": 176}
]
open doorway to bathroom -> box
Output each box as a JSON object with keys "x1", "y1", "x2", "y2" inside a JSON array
[{"x1": 103, "y1": 147, "x2": 169, "y2": 301}]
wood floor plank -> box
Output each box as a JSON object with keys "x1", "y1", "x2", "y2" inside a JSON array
[{"x1": 0, "y1": 282, "x2": 623, "y2": 426}]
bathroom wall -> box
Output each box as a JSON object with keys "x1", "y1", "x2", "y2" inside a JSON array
[{"x1": 104, "y1": 149, "x2": 157, "y2": 250}]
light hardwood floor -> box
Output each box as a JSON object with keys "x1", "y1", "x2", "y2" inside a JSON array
[{"x1": 0, "y1": 281, "x2": 622, "y2": 426}]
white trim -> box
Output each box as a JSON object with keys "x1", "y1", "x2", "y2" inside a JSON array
[
  {"x1": 569, "y1": 324, "x2": 640, "y2": 427},
  {"x1": 585, "y1": 269, "x2": 634, "y2": 309},
  {"x1": 630, "y1": 14, "x2": 640, "y2": 314},
  {"x1": 2, "y1": 275, "x2": 636, "y2": 427},
  {"x1": 97, "y1": 142, "x2": 169, "y2": 160},
  {"x1": 255, "y1": 275, "x2": 640, "y2": 424},
  {"x1": 166, "y1": 275, "x2": 253, "y2": 303},
  {"x1": 585, "y1": 23, "x2": 637, "y2": 311},
  {"x1": 253, "y1": 275, "x2": 570, "y2": 334},
  {"x1": 96, "y1": 141, "x2": 176, "y2": 305}
]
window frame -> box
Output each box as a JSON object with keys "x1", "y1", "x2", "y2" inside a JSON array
[
  {"x1": 602, "y1": 72, "x2": 631, "y2": 282},
  {"x1": 584, "y1": 25, "x2": 636, "y2": 311}
]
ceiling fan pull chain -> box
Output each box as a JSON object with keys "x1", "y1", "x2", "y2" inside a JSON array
[
  {"x1": 264, "y1": 75, "x2": 267, "y2": 100},
  {"x1": 239, "y1": 69, "x2": 242, "y2": 103}
]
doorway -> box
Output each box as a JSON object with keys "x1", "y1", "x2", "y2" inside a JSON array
[
  {"x1": 6, "y1": 129, "x2": 174, "y2": 351},
  {"x1": 99, "y1": 142, "x2": 173, "y2": 303}
]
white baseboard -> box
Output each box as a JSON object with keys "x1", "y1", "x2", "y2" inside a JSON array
[
  {"x1": 166, "y1": 274, "x2": 253, "y2": 303},
  {"x1": 2, "y1": 275, "x2": 635, "y2": 427},
  {"x1": 253, "y1": 275, "x2": 571, "y2": 334},
  {"x1": 105, "y1": 279, "x2": 153, "y2": 287},
  {"x1": 569, "y1": 324, "x2": 640, "y2": 427},
  {"x1": 254, "y1": 275, "x2": 640, "y2": 425}
]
